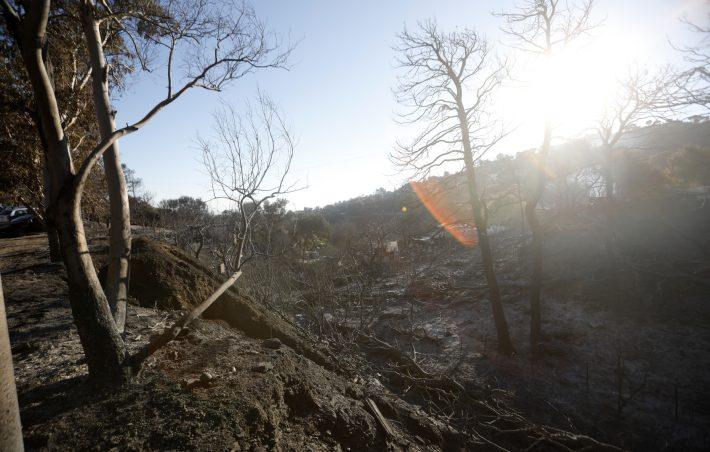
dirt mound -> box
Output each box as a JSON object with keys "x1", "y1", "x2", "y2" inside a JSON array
[
  {"x1": 126, "y1": 237, "x2": 335, "y2": 370},
  {"x1": 128, "y1": 237, "x2": 212, "y2": 310},
  {"x1": 20, "y1": 315, "x2": 458, "y2": 451}
]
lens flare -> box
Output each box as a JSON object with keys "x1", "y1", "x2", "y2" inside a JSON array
[{"x1": 410, "y1": 179, "x2": 478, "y2": 247}]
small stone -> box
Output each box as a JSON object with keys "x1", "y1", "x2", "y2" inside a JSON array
[
  {"x1": 181, "y1": 377, "x2": 200, "y2": 389},
  {"x1": 252, "y1": 362, "x2": 273, "y2": 373},
  {"x1": 200, "y1": 371, "x2": 213, "y2": 383},
  {"x1": 230, "y1": 366, "x2": 237, "y2": 373},
  {"x1": 262, "y1": 338, "x2": 282, "y2": 349},
  {"x1": 187, "y1": 333, "x2": 202, "y2": 344}
]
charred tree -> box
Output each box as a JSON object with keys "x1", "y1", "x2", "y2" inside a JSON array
[
  {"x1": 393, "y1": 21, "x2": 514, "y2": 354},
  {"x1": 497, "y1": 0, "x2": 596, "y2": 354}
]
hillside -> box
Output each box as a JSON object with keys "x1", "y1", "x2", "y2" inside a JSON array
[{"x1": 1, "y1": 232, "x2": 617, "y2": 451}]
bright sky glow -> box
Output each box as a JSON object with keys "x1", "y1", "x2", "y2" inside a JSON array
[{"x1": 113, "y1": 0, "x2": 708, "y2": 211}]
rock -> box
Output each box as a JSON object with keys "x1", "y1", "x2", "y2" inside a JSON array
[
  {"x1": 187, "y1": 333, "x2": 202, "y2": 345},
  {"x1": 252, "y1": 362, "x2": 273, "y2": 373},
  {"x1": 200, "y1": 371, "x2": 213, "y2": 383},
  {"x1": 262, "y1": 338, "x2": 282, "y2": 349},
  {"x1": 181, "y1": 377, "x2": 200, "y2": 389}
]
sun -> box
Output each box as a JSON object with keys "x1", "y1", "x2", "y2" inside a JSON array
[{"x1": 493, "y1": 29, "x2": 645, "y2": 146}]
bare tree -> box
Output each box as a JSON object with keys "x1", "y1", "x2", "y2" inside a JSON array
[
  {"x1": 1, "y1": 0, "x2": 291, "y2": 384},
  {"x1": 393, "y1": 21, "x2": 514, "y2": 355},
  {"x1": 200, "y1": 93, "x2": 297, "y2": 275},
  {"x1": 496, "y1": 0, "x2": 596, "y2": 354},
  {"x1": 671, "y1": 15, "x2": 709, "y2": 110},
  {"x1": 158, "y1": 196, "x2": 211, "y2": 258},
  {"x1": 594, "y1": 65, "x2": 678, "y2": 298},
  {"x1": 596, "y1": 66, "x2": 678, "y2": 199}
]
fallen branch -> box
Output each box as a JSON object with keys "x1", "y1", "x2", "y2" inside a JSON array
[
  {"x1": 357, "y1": 332, "x2": 466, "y2": 393},
  {"x1": 365, "y1": 397, "x2": 397, "y2": 439},
  {"x1": 128, "y1": 270, "x2": 242, "y2": 370}
]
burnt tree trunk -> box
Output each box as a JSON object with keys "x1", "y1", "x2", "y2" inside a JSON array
[
  {"x1": 41, "y1": 135, "x2": 62, "y2": 263},
  {"x1": 526, "y1": 120, "x2": 552, "y2": 355},
  {"x1": 602, "y1": 143, "x2": 621, "y2": 301},
  {"x1": 81, "y1": 3, "x2": 131, "y2": 333},
  {"x1": 456, "y1": 94, "x2": 514, "y2": 356}
]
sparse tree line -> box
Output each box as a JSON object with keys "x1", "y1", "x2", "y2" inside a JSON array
[{"x1": 391, "y1": 0, "x2": 709, "y2": 357}]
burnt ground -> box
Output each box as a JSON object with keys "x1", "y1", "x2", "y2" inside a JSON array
[
  {"x1": 1, "y1": 232, "x2": 618, "y2": 451},
  {"x1": 357, "y1": 228, "x2": 710, "y2": 451},
  {"x1": 1, "y1": 234, "x2": 432, "y2": 451}
]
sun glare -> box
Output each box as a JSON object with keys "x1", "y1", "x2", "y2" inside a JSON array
[{"x1": 495, "y1": 29, "x2": 645, "y2": 145}]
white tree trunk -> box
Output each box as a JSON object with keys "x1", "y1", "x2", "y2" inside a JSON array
[
  {"x1": 0, "y1": 276, "x2": 24, "y2": 452},
  {"x1": 81, "y1": 4, "x2": 131, "y2": 333},
  {"x1": 13, "y1": 0, "x2": 130, "y2": 385}
]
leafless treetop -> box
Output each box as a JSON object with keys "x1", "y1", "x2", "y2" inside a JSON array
[
  {"x1": 597, "y1": 65, "x2": 680, "y2": 148},
  {"x1": 393, "y1": 21, "x2": 509, "y2": 178},
  {"x1": 200, "y1": 93, "x2": 296, "y2": 209},
  {"x1": 670, "y1": 15, "x2": 709, "y2": 110},
  {"x1": 496, "y1": 0, "x2": 597, "y2": 54}
]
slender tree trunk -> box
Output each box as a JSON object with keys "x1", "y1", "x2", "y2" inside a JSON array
[
  {"x1": 456, "y1": 99, "x2": 513, "y2": 355},
  {"x1": 15, "y1": 0, "x2": 129, "y2": 385},
  {"x1": 526, "y1": 119, "x2": 552, "y2": 356},
  {"x1": 0, "y1": 275, "x2": 24, "y2": 452},
  {"x1": 81, "y1": 4, "x2": 131, "y2": 333},
  {"x1": 31, "y1": 93, "x2": 62, "y2": 263},
  {"x1": 602, "y1": 144, "x2": 621, "y2": 301},
  {"x1": 40, "y1": 152, "x2": 62, "y2": 262},
  {"x1": 39, "y1": 32, "x2": 62, "y2": 264}
]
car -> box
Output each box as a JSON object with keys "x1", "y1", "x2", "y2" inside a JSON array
[{"x1": 0, "y1": 206, "x2": 43, "y2": 234}]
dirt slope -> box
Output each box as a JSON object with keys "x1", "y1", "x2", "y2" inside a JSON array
[
  {"x1": 2, "y1": 233, "x2": 615, "y2": 451},
  {"x1": 1, "y1": 234, "x2": 464, "y2": 450}
]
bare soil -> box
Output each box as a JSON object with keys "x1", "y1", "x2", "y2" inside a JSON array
[
  {"x1": 360, "y1": 228, "x2": 710, "y2": 450},
  {"x1": 3, "y1": 232, "x2": 616, "y2": 451}
]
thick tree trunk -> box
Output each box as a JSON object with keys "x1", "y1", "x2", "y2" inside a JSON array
[
  {"x1": 526, "y1": 120, "x2": 552, "y2": 355},
  {"x1": 456, "y1": 100, "x2": 513, "y2": 355},
  {"x1": 15, "y1": 0, "x2": 129, "y2": 385},
  {"x1": 0, "y1": 275, "x2": 24, "y2": 452},
  {"x1": 81, "y1": 5, "x2": 131, "y2": 333},
  {"x1": 55, "y1": 193, "x2": 130, "y2": 384}
]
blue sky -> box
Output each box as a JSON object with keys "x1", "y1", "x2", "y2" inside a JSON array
[{"x1": 114, "y1": 0, "x2": 708, "y2": 210}]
